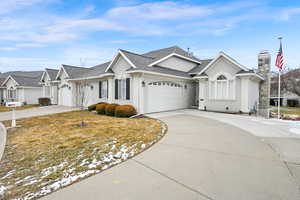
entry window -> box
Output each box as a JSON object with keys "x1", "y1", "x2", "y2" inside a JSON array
[
  {"x1": 115, "y1": 78, "x2": 130, "y2": 100},
  {"x1": 209, "y1": 75, "x2": 235, "y2": 100},
  {"x1": 7, "y1": 89, "x2": 16, "y2": 100},
  {"x1": 99, "y1": 80, "x2": 108, "y2": 98},
  {"x1": 45, "y1": 86, "x2": 51, "y2": 97}
]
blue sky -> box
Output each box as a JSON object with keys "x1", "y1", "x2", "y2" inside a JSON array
[{"x1": 0, "y1": 0, "x2": 300, "y2": 72}]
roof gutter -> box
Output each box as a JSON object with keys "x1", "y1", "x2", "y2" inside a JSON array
[
  {"x1": 235, "y1": 73, "x2": 264, "y2": 80},
  {"x1": 126, "y1": 70, "x2": 192, "y2": 80},
  {"x1": 67, "y1": 73, "x2": 115, "y2": 81}
]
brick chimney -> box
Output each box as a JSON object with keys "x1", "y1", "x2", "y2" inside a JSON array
[{"x1": 257, "y1": 50, "x2": 271, "y2": 118}]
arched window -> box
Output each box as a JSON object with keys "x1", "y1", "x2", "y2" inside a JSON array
[
  {"x1": 217, "y1": 75, "x2": 227, "y2": 80},
  {"x1": 209, "y1": 74, "x2": 235, "y2": 100}
]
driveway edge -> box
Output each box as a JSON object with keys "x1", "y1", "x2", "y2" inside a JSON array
[{"x1": 0, "y1": 122, "x2": 7, "y2": 161}]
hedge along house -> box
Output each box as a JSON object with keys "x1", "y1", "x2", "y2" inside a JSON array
[
  {"x1": 0, "y1": 71, "x2": 43, "y2": 104},
  {"x1": 54, "y1": 46, "x2": 270, "y2": 116},
  {"x1": 40, "y1": 68, "x2": 59, "y2": 104}
]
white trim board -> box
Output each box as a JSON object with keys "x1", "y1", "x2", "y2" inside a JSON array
[
  {"x1": 127, "y1": 70, "x2": 192, "y2": 80},
  {"x1": 105, "y1": 50, "x2": 137, "y2": 72},
  {"x1": 198, "y1": 52, "x2": 249, "y2": 75},
  {"x1": 148, "y1": 53, "x2": 201, "y2": 67}
]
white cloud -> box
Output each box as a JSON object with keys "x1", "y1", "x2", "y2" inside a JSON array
[
  {"x1": 16, "y1": 43, "x2": 45, "y2": 47},
  {"x1": 280, "y1": 7, "x2": 300, "y2": 21},
  {"x1": 106, "y1": 1, "x2": 213, "y2": 20},
  {"x1": 0, "y1": 0, "x2": 52, "y2": 15},
  {"x1": 0, "y1": 47, "x2": 17, "y2": 51}
]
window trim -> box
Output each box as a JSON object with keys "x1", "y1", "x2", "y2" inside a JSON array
[
  {"x1": 114, "y1": 78, "x2": 130, "y2": 100},
  {"x1": 209, "y1": 74, "x2": 235, "y2": 100},
  {"x1": 99, "y1": 80, "x2": 108, "y2": 99}
]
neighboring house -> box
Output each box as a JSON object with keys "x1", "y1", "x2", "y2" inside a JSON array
[
  {"x1": 0, "y1": 71, "x2": 43, "y2": 104},
  {"x1": 54, "y1": 46, "x2": 269, "y2": 115},
  {"x1": 270, "y1": 68, "x2": 300, "y2": 106},
  {"x1": 40, "y1": 68, "x2": 59, "y2": 104}
]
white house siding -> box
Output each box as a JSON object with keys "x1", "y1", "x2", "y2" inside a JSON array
[
  {"x1": 23, "y1": 88, "x2": 42, "y2": 104},
  {"x1": 58, "y1": 72, "x2": 73, "y2": 106},
  {"x1": 42, "y1": 73, "x2": 58, "y2": 104},
  {"x1": 248, "y1": 78, "x2": 260, "y2": 112},
  {"x1": 143, "y1": 74, "x2": 195, "y2": 113},
  {"x1": 199, "y1": 57, "x2": 243, "y2": 113},
  {"x1": 157, "y1": 56, "x2": 198, "y2": 72}
]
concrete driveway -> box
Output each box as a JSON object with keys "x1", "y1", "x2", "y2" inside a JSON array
[
  {"x1": 0, "y1": 105, "x2": 78, "y2": 121},
  {"x1": 42, "y1": 112, "x2": 300, "y2": 200}
]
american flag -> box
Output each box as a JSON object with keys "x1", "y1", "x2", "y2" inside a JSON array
[{"x1": 275, "y1": 40, "x2": 284, "y2": 70}]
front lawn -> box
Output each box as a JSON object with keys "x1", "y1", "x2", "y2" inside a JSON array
[
  {"x1": 0, "y1": 104, "x2": 39, "y2": 112},
  {"x1": 0, "y1": 111, "x2": 166, "y2": 200}
]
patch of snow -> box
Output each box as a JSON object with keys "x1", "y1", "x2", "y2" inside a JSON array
[
  {"x1": 88, "y1": 158, "x2": 102, "y2": 169},
  {"x1": 79, "y1": 159, "x2": 89, "y2": 167},
  {"x1": 1, "y1": 170, "x2": 16, "y2": 180},
  {"x1": 0, "y1": 186, "x2": 7, "y2": 195}
]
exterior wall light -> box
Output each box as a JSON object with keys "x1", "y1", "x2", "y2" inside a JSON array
[
  {"x1": 90, "y1": 85, "x2": 94, "y2": 90},
  {"x1": 142, "y1": 81, "x2": 146, "y2": 87}
]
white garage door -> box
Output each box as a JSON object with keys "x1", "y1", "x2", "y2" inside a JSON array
[
  {"x1": 145, "y1": 81, "x2": 188, "y2": 113},
  {"x1": 58, "y1": 86, "x2": 72, "y2": 106}
]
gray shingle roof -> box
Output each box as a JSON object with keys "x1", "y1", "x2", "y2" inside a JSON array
[
  {"x1": 188, "y1": 59, "x2": 213, "y2": 74},
  {"x1": 0, "y1": 71, "x2": 43, "y2": 87},
  {"x1": 61, "y1": 46, "x2": 211, "y2": 80},
  {"x1": 142, "y1": 46, "x2": 202, "y2": 63},
  {"x1": 62, "y1": 65, "x2": 94, "y2": 79},
  {"x1": 45, "y1": 68, "x2": 59, "y2": 81},
  {"x1": 236, "y1": 69, "x2": 255, "y2": 74}
]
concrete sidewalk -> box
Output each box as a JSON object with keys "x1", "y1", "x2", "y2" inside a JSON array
[
  {"x1": 0, "y1": 122, "x2": 6, "y2": 161},
  {"x1": 42, "y1": 114, "x2": 299, "y2": 200},
  {"x1": 0, "y1": 105, "x2": 78, "y2": 121}
]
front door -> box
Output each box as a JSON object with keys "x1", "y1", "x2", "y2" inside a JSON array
[{"x1": 198, "y1": 81, "x2": 205, "y2": 110}]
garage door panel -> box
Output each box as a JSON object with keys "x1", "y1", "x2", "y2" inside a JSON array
[{"x1": 145, "y1": 81, "x2": 188, "y2": 113}]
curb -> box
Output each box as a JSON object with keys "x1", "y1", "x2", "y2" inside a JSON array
[{"x1": 0, "y1": 122, "x2": 7, "y2": 161}]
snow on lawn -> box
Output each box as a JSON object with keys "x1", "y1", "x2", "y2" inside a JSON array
[{"x1": 0, "y1": 112, "x2": 167, "y2": 200}]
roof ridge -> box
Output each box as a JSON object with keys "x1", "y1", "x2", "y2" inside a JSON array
[
  {"x1": 142, "y1": 46, "x2": 179, "y2": 55},
  {"x1": 46, "y1": 68, "x2": 59, "y2": 71},
  {"x1": 62, "y1": 64, "x2": 91, "y2": 70},
  {"x1": 120, "y1": 49, "x2": 154, "y2": 59}
]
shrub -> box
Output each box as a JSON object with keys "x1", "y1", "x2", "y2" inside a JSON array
[
  {"x1": 287, "y1": 99, "x2": 299, "y2": 107},
  {"x1": 87, "y1": 104, "x2": 97, "y2": 111},
  {"x1": 88, "y1": 102, "x2": 107, "y2": 111},
  {"x1": 105, "y1": 104, "x2": 119, "y2": 116},
  {"x1": 115, "y1": 105, "x2": 137, "y2": 118},
  {"x1": 38, "y1": 97, "x2": 51, "y2": 106},
  {"x1": 96, "y1": 104, "x2": 108, "y2": 115}
]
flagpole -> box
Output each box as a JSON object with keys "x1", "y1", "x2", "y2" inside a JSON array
[
  {"x1": 278, "y1": 68, "x2": 281, "y2": 119},
  {"x1": 277, "y1": 37, "x2": 283, "y2": 119}
]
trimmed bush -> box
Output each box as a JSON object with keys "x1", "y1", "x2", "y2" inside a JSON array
[
  {"x1": 96, "y1": 104, "x2": 108, "y2": 115},
  {"x1": 88, "y1": 102, "x2": 107, "y2": 111},
  {"x1": 88, "y1": 104, "x2": 97, "y2": 111},
  {"x1": 115, "y1": 105, "x2": 137, "y2": 118},
  {"x1": 105, "y1": 104, "x2": 119, "y2": 116},
  {"x1": 38, "y1": 97, "x2": 51, "y2": 106}
]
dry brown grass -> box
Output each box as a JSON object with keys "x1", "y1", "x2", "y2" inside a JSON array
[
  {"x1": 0, "y1": 111, "x2": 165, "y2": 200},
  {"x1": 271, "y1": 106, "x2": 300, "y2": 117},
  {"x1": 0, "y1": 104, "x2": 39, "y2": 112}
]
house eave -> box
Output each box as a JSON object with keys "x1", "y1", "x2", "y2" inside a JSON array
[
  {"x1": 235, "y1": 73, "x2": 264, "y2": 80},
  {"x1": 68, "y1": 73, "x2": 115, "y2": 81},
  {"x1": 148, "y1": 53, "x2": 201, "y2": 67},
  {"x1": 127, "y1": 70, "x2": 192, "y2": 80}
]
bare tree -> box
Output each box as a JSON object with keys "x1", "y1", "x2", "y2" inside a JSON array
[
  {"x1": 77, "y1": 79, "x2": 89, "y2": 127},
  {"x1": 272, "y1": 67, "x2": 300, "y2": 97}
]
